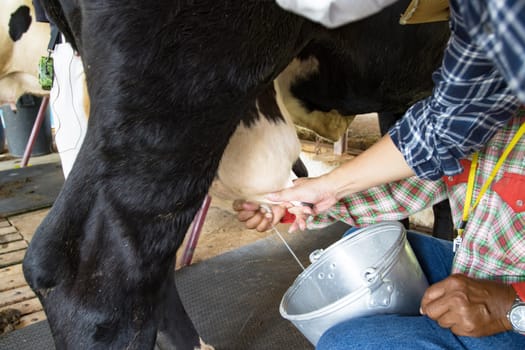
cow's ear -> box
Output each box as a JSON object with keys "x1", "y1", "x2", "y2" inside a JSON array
[{"x1": 9, "y1": 6, "x2": 32, "y2": 41}]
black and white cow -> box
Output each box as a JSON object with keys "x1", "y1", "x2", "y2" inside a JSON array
[
  {"x1": 23, "y1": 1, "x2": 449, "y2": 349},
  {"x1": 0, "y1": 0, "x2": 50, "y2": 108}
]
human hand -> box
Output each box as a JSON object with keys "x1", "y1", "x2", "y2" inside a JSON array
[
  {"x1": 420, "y1": 274, "x2": 516, "y2": 337},
  {"x1": 265, "y1": 175, "x2": 338, "y2": 216},
  {"x1": 232, "y1": 200, "x2": 286, "y2": 232}
]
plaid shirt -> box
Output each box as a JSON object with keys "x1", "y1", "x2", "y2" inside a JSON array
[
  {"x1": 389, "y1": 0, "x2": 524, "y2": 180},
  {"x1": 309, "y1": 112, "x2": 525, "y2": 283}
]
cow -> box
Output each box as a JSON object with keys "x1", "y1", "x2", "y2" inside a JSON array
[
  {"x1": 22, "y1": 1, "x2": 450, "y2": 349},
  {"x1": 0, "y1": 0, "x2": 50, "y2": 109}
]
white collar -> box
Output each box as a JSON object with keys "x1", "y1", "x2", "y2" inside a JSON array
[{"x1": 275, "y1": 0, "x2": 399, "y2": 28}]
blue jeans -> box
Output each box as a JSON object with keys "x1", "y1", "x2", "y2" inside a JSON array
[{"x1": 316, "y1": 231, "x2": 525, "y2": 350}]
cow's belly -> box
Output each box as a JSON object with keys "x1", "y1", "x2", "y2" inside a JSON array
[
  {"x1": 212, "y1": 106, "x2": 301, "y2": 203},
  {"x1": 0, "y1": 72, "x2": 48, "y2": 105}
]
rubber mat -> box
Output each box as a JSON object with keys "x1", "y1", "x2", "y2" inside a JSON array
[
  {"x1": 0, "y1": 321, "x2": 55, "y2": 350},
  {"x1": 0, "y1": 221, "x2": 349, "y2": 349},
  {"x1": 0, "y1": 162, "x2": 64, "y2": 218}
]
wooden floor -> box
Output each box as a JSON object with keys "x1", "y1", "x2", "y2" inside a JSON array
[{"x1": 0, "y1": 217, "x2": 46, "y2": 330}]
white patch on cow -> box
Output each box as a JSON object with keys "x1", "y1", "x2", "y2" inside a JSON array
[
  {"x1": 0, "y1": 0, "x2": 50, "y2": 105},
  {"x1": 275, "y1": 57, "x2": 355, "y2": 142},
  {"x1": 210, "y1": 83, "x2": 301, "y2": 204}
]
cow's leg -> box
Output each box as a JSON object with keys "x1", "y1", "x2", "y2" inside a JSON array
[
  {"x1": 23, "y1": 156, "x2": 206, "y2": 348},
  {"x1": 377, "y1": 111, "x2": 401, "y2": 136},
  {"x1": 22, "y1": 97, "x2": 238, "y2": 349},
  {"x1": 23, "y1": 2, "x2": 310, "y2": 348},
  {"x1": 431, "y1": 199, "x2": 454, "y2": 241},
  {"x1": 23, "y1": 81, "x2": 247, "y2": 347},
  {"x1": 292, "y1": 157, "x2": 309, "y2": 178},
  {"x1": 155, "y1": 271, "x2": 202, "y2": 350}
]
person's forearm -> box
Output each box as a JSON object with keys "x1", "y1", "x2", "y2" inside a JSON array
[{"x1": 326, "y1": 134, "x2": 415, "y2": 199}]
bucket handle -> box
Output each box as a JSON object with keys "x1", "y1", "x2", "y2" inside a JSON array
[
  {"x1": 363, "y1": 266, "x2": 388, "y2": 291},
  {"x1": 363, "y1": 267, "x2": 395, "y2": 308},
  {"x1": 309, "y1": 249, "x2": 324, "y2": 263},
  {"x1": 363, "y1": 267, "x2": 380, "y2": 284}
]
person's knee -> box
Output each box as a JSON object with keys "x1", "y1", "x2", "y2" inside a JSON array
[
  {"x1": 317, "y1": 314, "x2": 427, "y2": 349},
  {"x1": 317, "y1": 319, "x2": 365, "y2": 349}
]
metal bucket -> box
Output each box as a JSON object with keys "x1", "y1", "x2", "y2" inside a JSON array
[{"x1": 279, "y1": 221, "x2": 428, "y2": 345}]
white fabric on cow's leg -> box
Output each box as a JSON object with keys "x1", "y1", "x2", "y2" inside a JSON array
[{"x1": 50, "y1": 42, "x2": 88, "y2": 178}]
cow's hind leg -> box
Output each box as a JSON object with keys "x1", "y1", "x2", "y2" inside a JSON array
[{"x1": 155, "y1": 272, "x2": 211, "y2": 350}]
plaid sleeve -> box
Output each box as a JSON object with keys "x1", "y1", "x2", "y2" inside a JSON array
[
  {"x1": 389, "y1": 2, "x2": 520, "y2": 181},
  {"x1": 307, "y1": 177, "x2": 448, "y2": 229},
  {"x1": 461, "y1": 0, "x2": 525, "y2": 102}
]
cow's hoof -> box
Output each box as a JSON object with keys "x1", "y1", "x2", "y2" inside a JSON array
[{"x1": 196, "y1": 338, "x2": 215, "y2": 350}]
